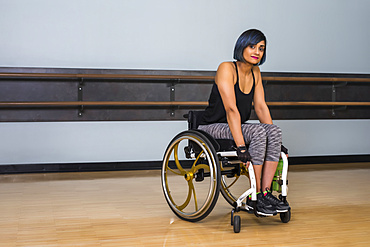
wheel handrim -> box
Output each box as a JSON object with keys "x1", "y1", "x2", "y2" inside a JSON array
[{"x1": 162, "y1": 134, "x2": 218, "y2": 220}]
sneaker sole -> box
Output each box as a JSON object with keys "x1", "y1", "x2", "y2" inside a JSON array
[
  {"x1": 245, "y1": 204, "x2": 279, "y2": 216},
  {"x1": 276, "y1": 209, "x2": 288, "y2": 213},
  {"x1": 256, "y1": 211, "x2": 277, "y2": 217},
  {"x1": 276, "y1": 206, "x2": 290, "y2": 213}
]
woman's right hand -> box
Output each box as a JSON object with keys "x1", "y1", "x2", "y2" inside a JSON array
[{"x1": 236, "y1": 145, "x2": 251, "y2": 163}]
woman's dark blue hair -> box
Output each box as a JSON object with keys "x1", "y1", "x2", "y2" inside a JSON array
[{"x1": 233, "y1": 29, "x2": 267, "y2": 66}]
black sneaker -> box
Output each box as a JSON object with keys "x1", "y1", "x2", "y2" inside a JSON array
[
  {"x1": 246, "y1": 193, "x2": 277, "y2": 216},
  {"x1": 262, "y1": 190, "x2": 290, "y2": 213},
  {"x1": 257, "y1": 193, "x2": 278, "y2": 216}
]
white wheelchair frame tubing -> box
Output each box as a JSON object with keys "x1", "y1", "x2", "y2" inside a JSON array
[
  {"x1": 235, "y1": 163, "x2": 257, "y2": 208},
  {"x1": 217, "y1": 150, "x2": 289, "y2": 209},
  {"x1": 217, "y1": 150, "x2": 257, "y2": 208},
  {"x1": 280, "y1": 151, "x2": 289, "y2": 197}
]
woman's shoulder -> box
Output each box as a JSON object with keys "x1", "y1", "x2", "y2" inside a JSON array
[
  {"x1": 216, "y1": 61, "x2": 236, "y2": 76},
  {"x1": 217, "y1": 61, "x2": 235, "y2": 70},
  {"x1": 216, "y1": 61, "x2": 236, "y2": 83}
]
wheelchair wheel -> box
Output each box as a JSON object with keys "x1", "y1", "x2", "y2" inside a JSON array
[
  {"x1": 161, "y1": 130, "x2": 221, "y2": 222},
  {"x1": 220, "y1": 163, "x2": 250, "y2": 209},
  {"x1": 233, "y1": 215, "x2": 241, "y2": 233}
]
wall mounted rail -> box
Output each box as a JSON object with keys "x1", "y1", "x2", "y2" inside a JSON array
[
  {"x1": 0, "y1": 68, "x2": 369, "y2": 121},
  {"x1": 0, "y1": 101, "x2": 369, "y2": 107}
]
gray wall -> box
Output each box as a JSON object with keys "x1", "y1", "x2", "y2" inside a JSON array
[
  {"x1": 1, "y1": 120, "x2": 369, "y2": 165},
  {"x1": 1, "y1": 0, "x2": 369, "y2": 73},
  {"x1": 0, "y1": 0, "x2": 369, "y2": 165}
]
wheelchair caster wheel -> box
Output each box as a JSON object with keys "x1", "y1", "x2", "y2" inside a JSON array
[
  {"x1": 233, "y1": 215, "x2": 241, "y2": 233},
  {"x1": 280, "y1": 208, "x2": 291, "y2": 223}
]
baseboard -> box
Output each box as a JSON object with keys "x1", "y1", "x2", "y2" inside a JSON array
[
  {"x1": 0, "y1": 161, "x2": 163, "y2": 174},
  {"x1": 0, "y1": 155, "x2": 369, "y2": 174},
  {"x1": 288, "y1": 154, "x2": 370, "y2": 165}
]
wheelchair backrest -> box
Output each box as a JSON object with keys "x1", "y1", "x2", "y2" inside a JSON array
[
  {"x1": 185, "y1": 111, "x2": 205, "y2": 130},
  {"x1": 184, "y1": 111, "x2": 236, "y2": 152}
]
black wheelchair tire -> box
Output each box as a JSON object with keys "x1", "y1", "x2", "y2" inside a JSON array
[
  {"x1": 233, "y1": 215, "x2": 241, "y2": 233},
  {"x1": 280, "y1": 209, "x2": 291, "y2": 223},
  {"x1": 161, "y1": 130, "x2": 221, "y2": 222}
]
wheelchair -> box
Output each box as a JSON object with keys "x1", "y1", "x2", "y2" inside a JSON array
[{"x1": 161, "y1": 111, "x2": 291, "y2": 233}]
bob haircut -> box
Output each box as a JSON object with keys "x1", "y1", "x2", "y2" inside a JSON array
[{"x1": 233, "y1": 29, "x2": 267, "y2": 66}]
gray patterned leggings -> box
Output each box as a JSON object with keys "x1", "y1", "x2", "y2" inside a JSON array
[{"x1": 198, "y1": 123, "x2": 282, "y2": 165}]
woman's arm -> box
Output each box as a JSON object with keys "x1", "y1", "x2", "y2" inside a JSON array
[
  {"x1": 253, "y1": 66, "x2": 273, "y2": 124},
  {"x1": 215, "y1": 62, "x2": 245, "y2": 147}
]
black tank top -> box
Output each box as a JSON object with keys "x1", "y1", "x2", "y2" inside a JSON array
[{"x1": 199, "y1": 62, "x2": 255, "y2": 124}]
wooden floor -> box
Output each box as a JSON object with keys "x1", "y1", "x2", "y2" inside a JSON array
[{"x1": 0, "y1": 162, "x2": 369, "y2": 247}]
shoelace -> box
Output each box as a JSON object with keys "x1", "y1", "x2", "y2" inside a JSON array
[
  {"x1": 257, "y1": 193, "x2": 274, "y2": 207},
  {"x1": 263, "y1": 191, "x2": 281, "y2": 205}
]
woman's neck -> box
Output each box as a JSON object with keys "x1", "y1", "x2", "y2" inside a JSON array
[{"x1": 236, "y1": 61, "x2": 253, "y2": 75}]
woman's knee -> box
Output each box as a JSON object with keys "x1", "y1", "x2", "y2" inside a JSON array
[
  {"x1": 271, "y1": 125, "x2": 282, "y2": 143},
  {"x1": 262, "y1": 124, "x2": 282, "y2": 143},
  {"x1": 272, "y1": 124, "x2": 282, "y2": 137}
]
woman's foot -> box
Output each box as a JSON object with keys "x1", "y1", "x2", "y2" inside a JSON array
[
  {"x1": 246, "y1": 193, "x2": 277, "y2": 216},
  {"x1": 261, "y1": 190, "x2": 290, "y2": 213}
]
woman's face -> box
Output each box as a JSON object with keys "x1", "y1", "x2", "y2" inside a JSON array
[{"x1": 242, "y1": 40, "x2": 265, "y2": 65}]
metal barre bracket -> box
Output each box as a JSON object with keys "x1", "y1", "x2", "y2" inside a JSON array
[
  {"x1": 78, "y1": 78, "x2": 84, "y2": 117},
  {"x1": 331, "y1": 81, "x2": 348, "y2": 117}
]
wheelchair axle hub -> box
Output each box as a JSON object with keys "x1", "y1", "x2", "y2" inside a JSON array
[{"x1": 184, "y1": 172, "x2": 194, "y2": 181}]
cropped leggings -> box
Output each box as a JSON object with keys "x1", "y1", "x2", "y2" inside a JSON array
[{"x1": 198, "y1": 123, "x2": 282, "y2": 166}]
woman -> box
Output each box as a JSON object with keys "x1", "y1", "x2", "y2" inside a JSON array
[{"x1": 198, "y1": 29, "x2": 290, "y2": 216}]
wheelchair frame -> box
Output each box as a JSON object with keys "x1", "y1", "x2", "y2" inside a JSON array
[{"x1": 161, "y1": 111, "x2": 291, "y2": 233}]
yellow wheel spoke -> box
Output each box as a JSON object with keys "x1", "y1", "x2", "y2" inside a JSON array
[
  {"x1": 191, "y1": 164, "x2": 210, "y2": 174},
  {"x1": 173, "y1": 143, "x2": 186, "y2": 175},
  {"x1": 190, "y1": 150, "x2": 203, "y2": 170},
  {"x1": 177, "y1": 181, "x2": 192, "y2": 211},
  {"x1": 167, "y1": 166, "x2": 182, "y2": 176},
  {"x1": 190, "y1": 150, "x2": 212, "y2": 174},
  {"x1": 226, "y1": 176, "x2": 239, "y2": 189}
]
